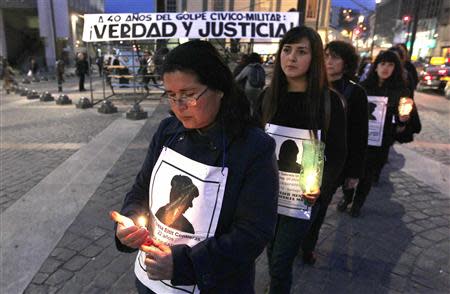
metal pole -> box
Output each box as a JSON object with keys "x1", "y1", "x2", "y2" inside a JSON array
[
  {"x1": 370, "y1": 7, "x2": 378, "y2": 59},
  {"x1": 315, "y1": 0, "x2": 322, "y2": 30},
  {"x1": 297, "y1": 0, "x2": 307, "y2": 25},
  {"x1": 409, "y1": 0, "x2": 420, "y2": 58},
  {"x1": 49, "y1": 0, "x2": 58, "y2": 84},
  {"x1": 87, "y1": 43, "x2": 94, "y2": 104}
]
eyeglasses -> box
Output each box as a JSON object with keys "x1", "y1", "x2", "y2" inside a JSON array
[{"x1": 164, "y1": 87, "x2": 208, "y2": 107}]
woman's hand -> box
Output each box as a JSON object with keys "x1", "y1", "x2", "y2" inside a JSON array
[
  {"x1": 344, "y1": 178, "x2": 359, "y2": 189},
  {"x1": 110, "y1": 211, "x2": 149, "y2": 249},
  {"x1": 142, "y1": 239, "x2": 173, "y2": 280},
  {"x1": 398, "y1": 114, "x2": 410, "y2": 122},
  {"x1": 303, "y1": 189, "x2": 320, "y2": 205}
]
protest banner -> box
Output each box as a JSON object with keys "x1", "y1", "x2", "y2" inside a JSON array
[{"x1": 82, "y1": 11, "x2": 299, "y2": 41}]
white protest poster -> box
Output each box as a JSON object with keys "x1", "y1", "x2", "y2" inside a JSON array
[
  {"x1": 367, "y1": 96, "x2": 388, "y2": 147},
  {"x1": 134, "y1": 147, "x2": 227, "y2": 294},
  {"x1": 265, "y1": 124, "x2": 321, "y2": 220},
  {"x1": 82, "y1": 12, "x2": 299, "y2": 42}
]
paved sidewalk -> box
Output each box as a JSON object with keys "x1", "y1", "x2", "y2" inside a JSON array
[
  {"x1": 22, "y1": 107, "x2": 450, "y2": 294},
  {"x1": 2, "y1": 82, "x2": 448, "y2": 293}
]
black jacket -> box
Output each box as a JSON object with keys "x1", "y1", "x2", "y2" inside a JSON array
[{"x1": 332, "y1": 78, "x2": 368, "y2": 179}]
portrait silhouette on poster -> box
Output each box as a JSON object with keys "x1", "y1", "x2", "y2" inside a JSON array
[
  {"x1": 155, "y1": 175, "x2": 199, "y2": 234},
  {"x1": 277, "y1": 139, "x2": 302, "y2": 173},
  {"x1": 368, "y1": 102, "x2": 377, "y2": 121}
]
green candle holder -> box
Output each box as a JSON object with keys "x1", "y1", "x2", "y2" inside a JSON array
[{"x1": 299, "y1": 139, "x2": 325, "y2": 194}]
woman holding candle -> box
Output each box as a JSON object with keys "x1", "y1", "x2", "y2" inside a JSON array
[
  {"x1": 302, "y1": 40, "x2": 369, "y2": 264},
  {"x1": 349, "y1": 50, "x2": 411, "y2": 217},
  {"x1": 111, "y1": 40, "x2": 278, "y2": 294},
  {"x1": 257, "y1": 26, "x2": 347, "y2": 293}
]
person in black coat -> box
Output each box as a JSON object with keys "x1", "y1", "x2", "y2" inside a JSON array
[
  {"x1": 351, "y1": 50, "x2": 411, "y2": 217},
  {"x1": 76, "y1": 53, "x2": 89, "y2": 91},
  {"x1": 301, "y1": 40, "x2": 369, "y2": 264},
  {"x1": 111, "y1": 40, "x2": 278, "y2": 293},
  {"x1": 258, "y1": 26, "x2": 347, "y2": 294}
]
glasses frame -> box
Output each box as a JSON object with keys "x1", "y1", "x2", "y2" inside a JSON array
[{"x1": 165, "y1": 87, "x2": 209, "y2": 107}]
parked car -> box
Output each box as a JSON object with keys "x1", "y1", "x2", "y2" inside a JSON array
[{"x1": 417, "y1": 60, "x2": 450, "y2": 91}]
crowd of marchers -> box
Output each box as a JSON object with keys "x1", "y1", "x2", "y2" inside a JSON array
[{"x1": 1, "y1": 24, "x2": 421, "y2": 294}]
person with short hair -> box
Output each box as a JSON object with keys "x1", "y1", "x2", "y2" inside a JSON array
[{"x1": 112, "y1": 40, "x2": 278, "y2": 294}]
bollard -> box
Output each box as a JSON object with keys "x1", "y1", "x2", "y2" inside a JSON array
[
  {"x1": 98, "y1": 100, "x2": 118, "y2": 114},
  {"x1": 75, "y1": 97, "x2": 93, "y2": 109},
  {"x1": 20, "y1": 87, "x2": 28, "y2": 96},
  {"x1": 126, "y1": 102, "x2": 148, "y2": 120},
  {"x1": 56, "y1": 94, "x2": 72, "y2": 105},
  {"x1": 40, "y1": 91, "x2": 54, "y2": 102},
  {"x1": 26, "y1": 90, "x2": 39, "y2": 100}
]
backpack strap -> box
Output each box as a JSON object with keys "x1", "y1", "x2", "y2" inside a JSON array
[
  {"x1": 322, "y1": 89, "x2": 331, "y2": 143},
  {"x1": 343, "y1": 80, "x2": 355, "y2": 102}
]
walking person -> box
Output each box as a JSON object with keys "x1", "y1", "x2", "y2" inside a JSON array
[
  {"x1": 348, "y1": 50, "x2": 411, "y2": 217},
  {"x1": 257, "y1": 26, "x2": 347, "y2": 294},
  {"x1": 111, "y1": 40, "x2": 278, "y2": 293},
  {"x1": 235, "y1": 52, "x2": 266, "y2": 114},
  {"x1": 2, "y1": 59, "x2": 15, "y2": 94},
  {"x1": 139, "y1": 51, "x2": 157, "y2": 93},
  {"x1": 301, "y1": 40, "x2": 369, "y2": 263},
  {"x1": 96, "y1": 54, "x2": 104, "y2": 77},
  {"x1": 56, "y1": 58, "x2": 65, "y2": 92},
  {"x1": 76, "y1": 53, "x2": 89, "y2": 91},
  {"x1": 28, "y1": 57, "x2": 39, "y2": 79}
]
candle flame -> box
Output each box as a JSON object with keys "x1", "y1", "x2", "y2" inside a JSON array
[
  {"x1": 399, "y1": 97, "x2": 413, "y2": 116},
  {"x1": 305, "y1": 172, "x2": 317, "y2": 194},
  {"x1": 137, "y1": 216, "x2": 147, "y2": 228}
]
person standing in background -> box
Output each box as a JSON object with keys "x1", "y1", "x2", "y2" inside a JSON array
[
  {"x1": 76, "y1": 53, "x2": 89, "y2": 92},
  {"x1": 235, "y1": 52, "x2": 266, "y2": 114},
  {"x1": 56, "y1": 58, "x2": 65, "y2": 92}
]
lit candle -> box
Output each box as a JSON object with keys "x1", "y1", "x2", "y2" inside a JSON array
[
  {"x1": 299, "y1": 140, "x2": 324, "y2": 196},
  {"x1": 398, "y1": 97, "x2": 413, "y2": 116},
  {"x1": 137, "y1": 215, "x2": 147, "y2": 228},
  {"x1": 304, "y1": 171, "x2": 318, "y2": 194},
  {"x1": 137, "y1": 215, "x2": 153, "y2": 246}
]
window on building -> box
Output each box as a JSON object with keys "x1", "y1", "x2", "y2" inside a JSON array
[
  {"x1": 213, "y1": 0, "x2": 224, "y2": 11},
  {"x1": 166, "y1": 0, "x2": 177, "y2": 12}
]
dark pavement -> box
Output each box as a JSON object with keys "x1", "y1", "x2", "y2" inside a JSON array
[{"x1": 1, "y1": 77, "x2": 448, "y2": 294}]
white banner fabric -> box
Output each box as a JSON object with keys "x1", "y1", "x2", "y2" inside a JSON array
[{"x1": 82, "y1": 12, "x2": 299, "y2": 42}]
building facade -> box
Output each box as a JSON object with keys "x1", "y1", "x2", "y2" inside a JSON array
[
  {"x1": 0, "y1": 0, "x2": 103, "y2": 71},
  {"x1": 374, "y1": 0, "x2": 449, "y2": 59}
]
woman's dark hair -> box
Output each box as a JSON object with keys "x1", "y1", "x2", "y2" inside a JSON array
[
  {"x1": 260, "y1": 26, "x2": 328, "y2": 128},
  {"x1": 162, "y1": 40, "x2": 252, "y2": 136},
  {"x1": 325, "y1": 40, "x2": 359, "y2": 80},
  {"x1": 388, "y1": 46, "x2": 405, "y2": 62},
  {"x1": 248, "y1": 52, "x2": 262, "y2": 64},
  {"x1": 363, "y1": 50, "x2": 406, "y2": 89}
]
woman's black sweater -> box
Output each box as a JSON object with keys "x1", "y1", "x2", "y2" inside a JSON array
[
  {"x1": 332, "y1": 78, "x2": 368, "y2": 179},
  {"x1": 269, "y1": 90, "x2": 347, "y2": 199}
]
